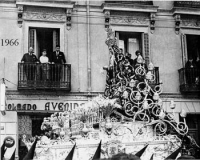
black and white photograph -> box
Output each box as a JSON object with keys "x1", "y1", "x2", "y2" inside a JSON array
[{"x1": 0, "y1": 0, "x2": 200, "y2": 159}]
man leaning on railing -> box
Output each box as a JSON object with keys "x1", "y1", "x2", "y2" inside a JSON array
[{"x1": 21, "y1": 47, "x2": 40, "y2": 84}]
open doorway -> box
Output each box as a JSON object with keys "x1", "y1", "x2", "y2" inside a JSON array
[
  {"x1": 186, "y1": 34, "x2": 200, "y2": 61},
  {"x1": 29, "y1": 27, "x2": 60, "y2": 58},
  {"x1": 115, "y1": 31, "x2": 142, "y2": 60}
]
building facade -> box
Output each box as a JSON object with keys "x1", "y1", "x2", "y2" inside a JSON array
[{"x1": 0, "y1": 0, "x2": 200, "y2": 159}]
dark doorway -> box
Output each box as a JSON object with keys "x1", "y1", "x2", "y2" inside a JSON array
[
  {"x1": 29, "y1": 27, "x2": 60, "y2": 58},
  {"x1": 37, "y1": 28, "x2": 53, "y2": 58},
  {"x1": 186, "y1": 35, "x2": 200, "y2": 61}
]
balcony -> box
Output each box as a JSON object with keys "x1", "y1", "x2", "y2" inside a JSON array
[
  {"x1": 18, "y1": 63, "x2": 71, "y2": 91},
  {"x1": 178, "y1": 68, "x2": 200, "y2": 93},
  {"x1": 148, "y1": 67, "x2": 160, "y2": 86}
]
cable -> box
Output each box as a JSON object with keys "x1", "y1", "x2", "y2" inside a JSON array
[{"x1": 0, "y1": 78, "x2": 17, "y2": 86}]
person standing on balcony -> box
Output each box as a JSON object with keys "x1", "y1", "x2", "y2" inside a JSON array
[
  {"x1": 133, "y1": 50, "x2": 142, "y2": 67},
  {"x1": 21, "y1": 47, "x2": 39, "y2": 81},
  {"x1": 40, "y1": 49, "x2": 50, "y2": 81},
  {"x1": 50, "y1": 45, "x2": 66, "y2": 81},
  {"x1": 185, "y1": 56, "x2": 197, "y2": 85}
]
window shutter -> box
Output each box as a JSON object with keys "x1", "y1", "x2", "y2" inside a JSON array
[
  {"x1": 29, "y1": 29, "x2": 35, "y2": 49},
  {"x1": 115, "y1": 31, "x2": 119, "y2": 46},
  {"x1": 142, "y1": 33, "x2": 150, "y2": 65},
  {"x1": 181, "y1": 33, "x2": 187, "y2": 67},
  {"x1": 28, "y1": 29, "x2": 37, "y2": 55},
  {"x1": 53, "y1": 30, "x2": 59, "y2": 51}
]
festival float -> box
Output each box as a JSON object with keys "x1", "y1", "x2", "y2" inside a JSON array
[{"x1": 21, "y1": 29, "x2": 199, "y2": 160}]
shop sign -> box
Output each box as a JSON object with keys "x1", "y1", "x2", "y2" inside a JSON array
[
  {"x1": 4, "y1": 136, "x2": 15, "y2": 148},
  {"x1": 6, "y1": 100, "x2": 87, "y2": 112}
]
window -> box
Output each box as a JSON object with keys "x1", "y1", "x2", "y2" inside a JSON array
[
  {"x1": 29, "y1": 27, "x2": 60, "y2": 57},
  {"x1": 181, "y1": 34, "x2": 200, "y2": 65},
  {"x1": 115, "y1": 31, "x2": 150, "y2": 64},
  {"x1": 186, "y1": 35, "x2": 200, "y2": 61}
]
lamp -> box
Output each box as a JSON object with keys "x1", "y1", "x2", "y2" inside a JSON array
[
  {"x1": 129, "y1": 79, "x2": 136, "y2": 88},
  {"x1": 135, "y1": 92, "x2": 142, "y2": 101},
  {"x1": 180, "y1": 109, "x2": 187, "y2": 118},
  {"x1": 159, "y1": 109, "x2": 165, "y2": 119},
  {"x1": 143, "y1": 100, "x2": 149, "y2": 109},
  {"x1": 153, "y1": 92, "x2": 159, "y2": 101},
  {"x1": 169, "y1": 100, "x2": 176, "y2": 110},
  {"x1": 148, "y1": 62, "x2": 154, "y2": 71},
  {"x1": 157, "y1": 98, "x2": 163, "y2": 106},
  {"x1": 146, "y1": 71, "x2": 152, "y2": 80}
]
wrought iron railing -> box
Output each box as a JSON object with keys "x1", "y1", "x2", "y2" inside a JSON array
[
  {"x1": 174, "y1": 1, "x2": 200, "y2": 8},
  {"x1": 18, "y1": 63, "x2": 71, "y2": 90},
  {"x1": 178, "y1": 68, "x2": 200, "y2": 93},
  {"x1": 150, "y1": 67, "x2": 160, "y2": 85}
]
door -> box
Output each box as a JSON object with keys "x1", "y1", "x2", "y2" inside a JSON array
[{"x1": 29, "y1": 28, "x2": 60, "y2": 59}]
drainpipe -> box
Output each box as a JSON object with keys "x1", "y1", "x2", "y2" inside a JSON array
[{"x1": 87, "y1": 0, "x2": 91, "y2": 94}]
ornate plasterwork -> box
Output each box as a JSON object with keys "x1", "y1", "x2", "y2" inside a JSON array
[
  {"x1": 110, "y1": 16, "x2": 149, "y2": 25},
  {"x1": 181, "y1": 19, "x2": 200, "y2": 27},
  {"x1": 23, "y1": 12, "x2": 66, "y2": 22}
]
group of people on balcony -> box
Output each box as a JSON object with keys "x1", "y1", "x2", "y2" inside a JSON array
[
  {"x1": 185, "y1": 56, "x2": 200, "y2": 85},
  {"x1": 21, "y1": 45, "x2": 66, "y2": 82},
  {"x1": 105, "y1": 47, "x2": 147, "y2": 86}
]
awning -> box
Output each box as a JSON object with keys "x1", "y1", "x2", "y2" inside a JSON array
[{"x1": 163, "y1": 101, "x2": 200, "y2": 113}]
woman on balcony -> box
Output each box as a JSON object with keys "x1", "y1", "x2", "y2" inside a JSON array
[{"x1": 39, "y1": 49, "x2": 50, "y2": 81}]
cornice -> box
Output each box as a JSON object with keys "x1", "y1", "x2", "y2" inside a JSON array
[
  {"x1": 16, "y1": 1, "x2": 75, "y2": 9},
  {"x1": 173, "y1": 7, "x2": 200, "y2": 16},
  {"x1": 102, "y1": 3, "x2": 158, "y2": 13}
]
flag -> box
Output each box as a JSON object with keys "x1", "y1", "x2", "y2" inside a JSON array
[
  {"x1": 65, "y1": 143, "x2": 76, "y2": 160},
  {"x1": 135, "y1": 144, "x2": 148, "y2": 158},
  {"x1": 9, "y1": 149, "x2": 16, "y2": 160},
  {"x1": 23, "y1": 138, "x2": 38, "y2": 160},
  {"x1": 165, "y1": 147, "x2": 181, "y2": 160},
  {"x1": 92, "y1": 140, "x2": 101, "y2": 160}
]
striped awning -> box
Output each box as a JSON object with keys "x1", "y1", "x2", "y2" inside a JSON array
[{"x1": 163, "y1": 100, "x2": 200, "y2": 113}]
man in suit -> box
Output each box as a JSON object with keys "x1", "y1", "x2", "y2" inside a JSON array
[
  {"x1": 50, "y1": 45, "x2": 66, "y2": 82},
  {"x1": 21, "y1": 47, "x2": 39, "y2": 81}
]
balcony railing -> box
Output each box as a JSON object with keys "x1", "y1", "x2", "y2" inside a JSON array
[
  {"x1": 178, "y1": 68, "x2": 200, "y2": 93},
  {"x1": 18, "y1": 63, "x2": 71, "y2": 90},
  {"x1": 174, "y1": 1, "x2": 200, "y2": 8},
  {"x1": 148, "y1": 67, "x2": 160, "y2": 86}
]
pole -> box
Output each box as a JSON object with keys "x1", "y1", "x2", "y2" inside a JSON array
[
  {"x1": 87, "y1": 0, "x2": 91, "y2": 94},
  {"x1": 0, "y1": 58, "x2": 6, "y2": 158}
]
